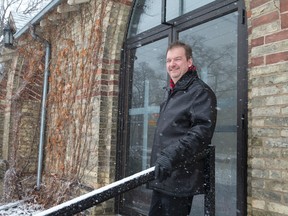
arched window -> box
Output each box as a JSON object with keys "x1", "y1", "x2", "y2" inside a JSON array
[{"x1": 117, "y1": 0, "x2": 247, "y2": 215}]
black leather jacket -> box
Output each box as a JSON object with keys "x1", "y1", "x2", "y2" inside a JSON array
[{"x1": 149, "y1": 70, "x2": 217, "y2": 197}]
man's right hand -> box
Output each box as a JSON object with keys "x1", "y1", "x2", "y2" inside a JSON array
[{"x1": 154, "y1": 155, "x2": 172, "y2": 182}]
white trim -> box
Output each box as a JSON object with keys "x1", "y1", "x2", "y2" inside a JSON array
[{"x1": 67, "y1": 0, "x2": 90, "y2": 5}]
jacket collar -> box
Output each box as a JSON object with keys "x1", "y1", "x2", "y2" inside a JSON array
[{"x1": 174, "y1": 70, "x2": 198, "y2": 91}]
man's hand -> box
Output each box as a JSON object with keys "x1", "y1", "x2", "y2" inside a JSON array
[{"x1": 155, "y1": 155, "x2": 172, "y2": 182}]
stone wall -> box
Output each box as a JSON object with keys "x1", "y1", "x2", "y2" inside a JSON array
[
  {"x1": 0, "y1": 61, "x2": 10, "y2": 197},
  {"x1": 2, "y1": 0, "x2": 287, "y2": 215},
  {"x1": 23, "y1": 0, "x2": 132, "y2": 214},
  {"x1": 0, "y1": 0, "x2": 132, "y2": 213},
  {"x1": 0, "y1": 46, "x2": 44, "y2": 199},
  {"x1": 247, "y1": 0, "x2": 288, "y2": 215}
]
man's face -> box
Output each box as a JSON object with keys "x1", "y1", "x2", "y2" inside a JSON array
[{"x1": 166, "y1": 47, "x2": 192, "y2": 83}]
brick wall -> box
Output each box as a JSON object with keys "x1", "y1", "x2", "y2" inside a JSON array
[
  {"x1": 247, "y1": 0, "x2": 288, "y2": 215},
  {"x1": 0, "y1": 46, "x2": 44, "y2": 197},
  {"x1": 0, "y1": 69, "x2": 8, "y2": 159},
  {"x1": 18, "y1": 0, "x2": 132, "y2": 214},
  {"x1": 4, "y1": 0, "x2": 287, "y2": 215},
  {"x1": 0, "y1": 70, "x2": 7, "y2": 196},
  {"x1": 0, "y1": 0, "x2": 132, "y2": 212}
]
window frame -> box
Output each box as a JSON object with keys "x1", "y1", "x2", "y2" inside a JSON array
[{"x1": 116, "y1": 0, "x2": 247, "y2": 215}]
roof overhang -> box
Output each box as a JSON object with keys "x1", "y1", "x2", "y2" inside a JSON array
[{"x1": 14, "y1": 0, "x2": 62, "y2": 39}]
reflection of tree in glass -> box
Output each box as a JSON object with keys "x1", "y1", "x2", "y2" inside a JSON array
[
  {"x1": 157, "y1": 35, "x2": 237, "y2": 99},
  {"x1": 181, "y1": 35, "x2": 237, "y2": 98},
  {"x1": 135, "y1": 0, "x2": 156, "y2": 17},
  {"x1": 128, "y1": 0, "x2": 151, "y2": 36},
  {"x1": 132, "y1": 61, "x2": 166, "y2": 108},
  {"x1": 0, "y1": 0, "x2": 50, "y2": 41}
]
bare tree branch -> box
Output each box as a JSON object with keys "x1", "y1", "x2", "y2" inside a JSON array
[{"x1": 1, "y1": 0, "x2": 51, "y2": 42}]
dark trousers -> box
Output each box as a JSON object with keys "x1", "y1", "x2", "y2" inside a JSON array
[{"x1": 148, "y1": 190, "x2": 193, "y2": 216}]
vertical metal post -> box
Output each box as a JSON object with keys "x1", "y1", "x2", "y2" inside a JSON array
[
  {"x1": 142, "y1": 80, "x2": 149, "y2": 169},
  {"x1": 161, "y1": 0, "x2": 173, "y2": 26},
  {"x1": 204, "y1": 145, "x2": 215, "y2": 216},
  {"x1": 31, "y1": 26, "x2": 51, "y2": 190},
  {"x1": 179, "y1": 0, "x2": 184, "y2": 16},
  {"x1": 161, "y1": 0, "x2": 166, "y2": 24},
  {"x1": 36, "y1": 41, "x2": 50, "y2": 190}
]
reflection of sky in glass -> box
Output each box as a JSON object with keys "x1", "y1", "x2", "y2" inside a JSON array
[
  {"x1": 128, "y1": 0, "x2": 216, "y2": 37},
  {"x1": 180, "y1": 12, "x2": 239, "y2": 216},
  {"x1": 179, "y1": 12, "x2": 238, "y2": 83},
  {"x1": 132, "y1": 38, "x2": 168, "y2": 108},
  {"x1": 179, "y1": 12, "x2": 238, "y2": 128},
  {"x1": 167, "y1": 0, "x2": 216, "y2": 20},
  {"x1": 128, "y1": 0, "x2": 161, "y2": 37},
  {"x1": 187, "y1": 12, "x2": 238, "y2": 49},
  {"x1": 134, "y1": 38, "x2": 167, "y2": 78}
]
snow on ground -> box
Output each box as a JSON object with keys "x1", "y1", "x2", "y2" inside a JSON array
[{"x1": 0, "y1": 201, "x2": 44, "y2": 216}]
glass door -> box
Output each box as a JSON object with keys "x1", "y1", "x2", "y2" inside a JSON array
[
  {"x1": 118, "y1": 0, "x2": 247, "y2": 215},
  {"x1": 178, "y1": 12, "x2": 239, "y2": 216},
  {"x1": 121, "y1": 37, "x2": 169, "y2": 215}
]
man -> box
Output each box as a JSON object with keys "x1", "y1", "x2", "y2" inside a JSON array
[{"x1": 148, "y1": 41, "x2": 217, "y2": 216}]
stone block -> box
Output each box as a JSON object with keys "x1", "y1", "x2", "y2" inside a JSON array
[{"x1": 267, "y1": 201, "x2": 288, "y2": 215}]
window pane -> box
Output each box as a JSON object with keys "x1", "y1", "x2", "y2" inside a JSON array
[
  {"x1": 179, "y1": 12, "x2": 238, "y2": 216},
  {"x1": 167, "y1": 0, "x2": 216, "y2": 20},
  {"x1": 123, "y1": 38, "x2": 168, "y2": 214},
  {"x1": 130, "y1": 40, "x2": 167, "y2": 109},
  {"x1": 128, "y1": 39, "x2": 167, "y2": 172},
  {"x1": 128, "y1": 0, "x2": 216, "y2": 37},
  {"x1": 128, "y1": 0, "x2": 162, "y2": 37}
]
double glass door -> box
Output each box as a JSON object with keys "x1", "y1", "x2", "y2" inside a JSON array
[{"x1": 118, "y1": 1, "x2": 246, "y2": 215}]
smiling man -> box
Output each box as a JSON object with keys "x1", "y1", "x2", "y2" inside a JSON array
[
  {"x1": 166, "y1": 44, "x2": 193, "y2": 83},
  {"x1": 148, "y1": 41, "x2": 217, "y2": 216}
]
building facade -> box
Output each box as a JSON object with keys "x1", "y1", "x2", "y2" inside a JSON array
[{"x1": 0, "y1": 0, "x2": 287, "y2": 215}]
